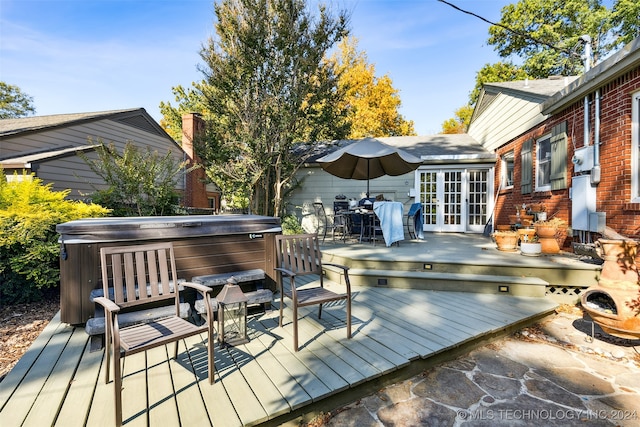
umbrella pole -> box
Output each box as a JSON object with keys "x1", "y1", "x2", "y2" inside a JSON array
[{"x1": 366, "y1": 161, "x2": 370, "y2": 197}]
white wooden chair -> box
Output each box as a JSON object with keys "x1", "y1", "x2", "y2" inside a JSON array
[{"x1": 93, "y1": 242, "x2": 215, "y2": 426}]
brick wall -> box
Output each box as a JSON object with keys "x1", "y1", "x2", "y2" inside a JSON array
[
  {"x1": 494, "y1": 66, "x2": 640, "y2": 239},
  {"x1": 181, "y1": 113, "x2": 211, "y2": 209}
]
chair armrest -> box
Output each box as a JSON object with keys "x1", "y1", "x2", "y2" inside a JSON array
[
  {"x1": 93, "y1": 296, "x2": 120, "y2": 314},
  {"x1": 275, "y1": 267, "x2": 296, "y2": 277},
  {"x1": 181, "y1": 281, "x2": 215, "y2": 295},
  {"x1": 323, "y1": 262, "x2": 349, "y2": 272}
]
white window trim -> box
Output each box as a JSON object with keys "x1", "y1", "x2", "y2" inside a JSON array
[
  {"x1": 536, "y1": 133, "x2": 552, "y2": 192},
  {"x1": 501, "y1": 151, "x2": 514, "y2": 189},
  {"x1": 632, "y1": 90, "x2": 640, "y2": 203}
]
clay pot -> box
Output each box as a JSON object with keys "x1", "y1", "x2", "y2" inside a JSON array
[
  {"x1": 517, "y1": 228, "x2": 536, "y2": 243},
  {"x1": 535, "y1": 225, "x2": 560, "y2": 253},
  {"x1": 581, "y1": 287, "x2": 640, "y2": 340},
  {"x1": 581, "y1": 238, "x2": 640, "y2": 340},
  {"x1": 492, "y1": 233, "x2": 519, "y2": 252},
  {"x1": 496, "y1": 224, "x2": 511, "y2": 231},
  {"x1": 595, "y1": 239, "x2": 639, "y2": 288}
]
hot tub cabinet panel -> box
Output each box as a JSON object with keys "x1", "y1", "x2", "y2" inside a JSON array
[{"x1": 57, "y1": 215, "x2": 281, "y2": 325}]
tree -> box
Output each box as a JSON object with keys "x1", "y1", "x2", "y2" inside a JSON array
[
  {"x1": 159, "y1": 82, "x2": 210, "y2": 142},
  {"x1": 0, "y1": 82, "x2": 36, "y2": 119},
  {"x1": 78, "y1": 140, "x2": 196, "y2": 216},
  {"x1": 197, "y1": 0, "x2": 350, "y2": 217},
  {"x1": 440, "y1": 0, "x2": 639, "y2": 133},
  {"x1": 487, "y1": 0, "x2": 613, "y2": 78},
  {"x1": 611, "y1": 0, "x2": 640, "y2": 47},
  {"x1": 440, "y1": 62, "x2": 528, "y2": 133},
  {"x1": 329, "y1": 37, "x2": 416, "y2": 138},
  {"x1": 469, "y1": 62, "x2": 530, "y2": 105},
  {"x1": 441, "y1": 105, "x2": 473, "y2": 134}
]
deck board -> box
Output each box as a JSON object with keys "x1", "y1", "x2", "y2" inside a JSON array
[
  {"x1": 55, "y1": 337, "x2": 102, "y2": 427},
  {"x1": 22, "y1": 326, "x2": 87, "y2": 426},
  {"x1": 146, "y1": 344, "x2": 181, "y2": 427},
  {"x1": 0, "y1": 288, "x2": 557, "y2": 426}
]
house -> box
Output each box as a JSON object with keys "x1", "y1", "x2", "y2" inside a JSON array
[
  {"x1": 294, "y1": 36, "x2": 640, "y2": 242},
  {"x1": 469, "y1": 36, "x2": 640, "y2": 240},
  {"x1": 0, "y1": 108, "x2": 218, "y2": 210},
  {"x1": 288, "y1": 134, "x2": 495, "y2": 234}
]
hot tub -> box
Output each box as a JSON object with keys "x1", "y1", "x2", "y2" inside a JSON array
[{"x1": 56, "y1": 215, "x2": 281, "y2": 325}]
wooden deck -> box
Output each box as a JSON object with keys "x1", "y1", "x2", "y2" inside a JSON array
[{"x1": 0, "y1": 284, "x2": 557, "y2": 426}]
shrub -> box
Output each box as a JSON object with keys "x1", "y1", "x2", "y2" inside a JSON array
[
  {"x1": 0, "y1": 172, "x2": 110, "y2": 304},
  {"x1": 281, "y1": 215, "x2": 304, "y2": 235},
  {"x1": 78, "y1": 140, "x2": 196, "y2": 216}
]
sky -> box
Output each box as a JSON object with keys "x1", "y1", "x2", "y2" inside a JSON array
[{"x1": 0, "y1": 0, "x2": 514, "y2": 136}]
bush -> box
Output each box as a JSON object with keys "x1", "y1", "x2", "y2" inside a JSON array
[
  {"x1": 281, "y1": 214, "x2": 304, "y2": 235},
  {"x1": 0, "y1": 173, "x2": 110, "y2": 305}
]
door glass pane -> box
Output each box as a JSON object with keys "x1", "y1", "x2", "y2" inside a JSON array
[
  {"x1": 443, "y1": 171, "x2": 462, "y2": 225},
  {"x1": 468, "y1": 170, "x2": 488, "y2": 226},
  {"x1": 420, "y1": 171, "x2": 437, "y2": 225}
]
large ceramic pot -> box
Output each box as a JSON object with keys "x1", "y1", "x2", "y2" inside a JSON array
[
  {"x1": 535, "y1": 225, "x2": 560, "y2": 254},
  {"x1": 580, "y1": 238, "x2": 640, "y2": 340},
  {"x1": 492, "y1": 232, "x2": 518, "y2": 252},
  {"x1": 581, "y1": 287, "x2": 640, "y2": 340},
  {"x1": 595, "y1": 239, "x2": 639, "y2": 288}
]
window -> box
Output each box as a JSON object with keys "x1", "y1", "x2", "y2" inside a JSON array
[
  {"x1": 632, "y1": 90, "x2": 640, "y2": 202},
  {"x1": 536, "y1": 134, "x2": 552, "y2": 191},
  {"x1": 502, "y1": 151, "x2": 514, "y2": 188}
]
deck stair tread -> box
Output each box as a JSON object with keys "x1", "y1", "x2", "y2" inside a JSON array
[{"x1": 345, "y1": 268, "x2": 549, "y2": 285}]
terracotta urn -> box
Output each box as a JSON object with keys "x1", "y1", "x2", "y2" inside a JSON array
[
  {"x1": 580, "y1": 238, "x2": 640, "y2": 340},
  {"x1": 492, "y1": 232, "x2": 519, "y2": 252},
  {"x1": 535, "y1": 224, "x2": 560, "y2": 253},
  {"x1": 595, "y1": 239, "x2": 639, "y2": 288}
]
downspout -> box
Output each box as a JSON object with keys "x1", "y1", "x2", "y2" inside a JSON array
[
  {"x1": 582, "y1": 35, "x2": 591, "y2": 150},
  {"x1": 592, "y1": 90, "x2": 601, "y2": 185}
]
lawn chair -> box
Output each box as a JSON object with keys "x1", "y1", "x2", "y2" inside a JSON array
[
  {"x1": 274, "y1": 234, "x2": 352, "y2": 351},
  {"x1": 93, "y1": 242, "x2": 215, "y2": 426}
]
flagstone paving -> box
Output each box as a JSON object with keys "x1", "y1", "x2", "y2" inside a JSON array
[{"x1": 323, "y1": 309, "x2": 640, "y2": 427}]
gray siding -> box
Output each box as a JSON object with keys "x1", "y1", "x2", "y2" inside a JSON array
[
  {"x1": 2, "y1": 117, "x2": 186, "y2": 198},
  {"x1": 468, "y1": 93, "x2": 549, "y2": 152},
  {"x1": 286, "y1": 165, "x2": 415, "y2": 234}
]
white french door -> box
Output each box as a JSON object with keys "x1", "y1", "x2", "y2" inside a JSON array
[{"x1": 418, "y1": 168, "x2": 491, "y2": 233}]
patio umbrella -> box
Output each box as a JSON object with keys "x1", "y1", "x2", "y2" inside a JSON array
[{"x1": 316, "y1": 137, "x2": 422, "y2": 197}]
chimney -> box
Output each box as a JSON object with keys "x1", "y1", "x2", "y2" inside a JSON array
[{"x1": 181, "y1": 113, "x2": 208, "y2": 209}]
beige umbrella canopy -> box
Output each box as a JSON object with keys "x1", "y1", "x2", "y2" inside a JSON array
[{"x1": 317, "y1": 137, "x2": 422, "y2": 197}]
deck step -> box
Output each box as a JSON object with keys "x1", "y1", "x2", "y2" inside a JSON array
[{"x1": 326, "y1": 267, "x2": 548, "y2": 298}]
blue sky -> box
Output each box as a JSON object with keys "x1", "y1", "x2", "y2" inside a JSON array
[{"x1": 1, "y1": 0, "x2": 513, "y2": 135}]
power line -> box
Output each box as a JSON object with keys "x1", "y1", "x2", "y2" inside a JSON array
[{"x1": 437, "y1": 0, "x2": 573, "y2": 56}]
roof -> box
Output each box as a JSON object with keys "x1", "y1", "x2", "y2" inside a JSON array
[
  {"x1": 541, "y1": 36, "x2": 640, "y2": 115},
  {"x1": 0, "y1": 108, "x2": 171, "y2": 140},
  {"x1": 472, "y1": 76, "x2": 580, "y2": 123},
  {"x1": 1, "y1": 145, "x2": 96, "y2": 167},
  {"x1": 308, "y1": 134, "x2": 494, "y2": 165},
  {"x1": 483, "y1": 76, "x2": 580, "y2": 97}
]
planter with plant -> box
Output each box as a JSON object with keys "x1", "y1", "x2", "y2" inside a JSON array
[
  {"x1": 492, "y1": 230, "x2": 519, "y2": 252},
  {"x1": 534, "y1": 218, "x2": 567, "y2": 253},
  {"x1": 519, "y1": 235, "x2": 541, "y2": 256}
]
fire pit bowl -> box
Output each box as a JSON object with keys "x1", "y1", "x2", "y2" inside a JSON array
[{"x1": 581, "y1": 288, "x2": 640, "y2": 340}]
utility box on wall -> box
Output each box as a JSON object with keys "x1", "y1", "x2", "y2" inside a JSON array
[
  {"x1": 571, "y1": 175, "x2": 596, "y2": 231},
  {"x1": 572, "y1": 145, "x2": 594, "y2": 173}
]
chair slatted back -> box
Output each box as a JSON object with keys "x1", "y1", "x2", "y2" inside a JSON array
[
  {"x1": 100, "y1": 242, "x2": 179, "y2": 310},
  {"x1": 276, "y1": 234, "x2": 322, "y2": 277}
]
